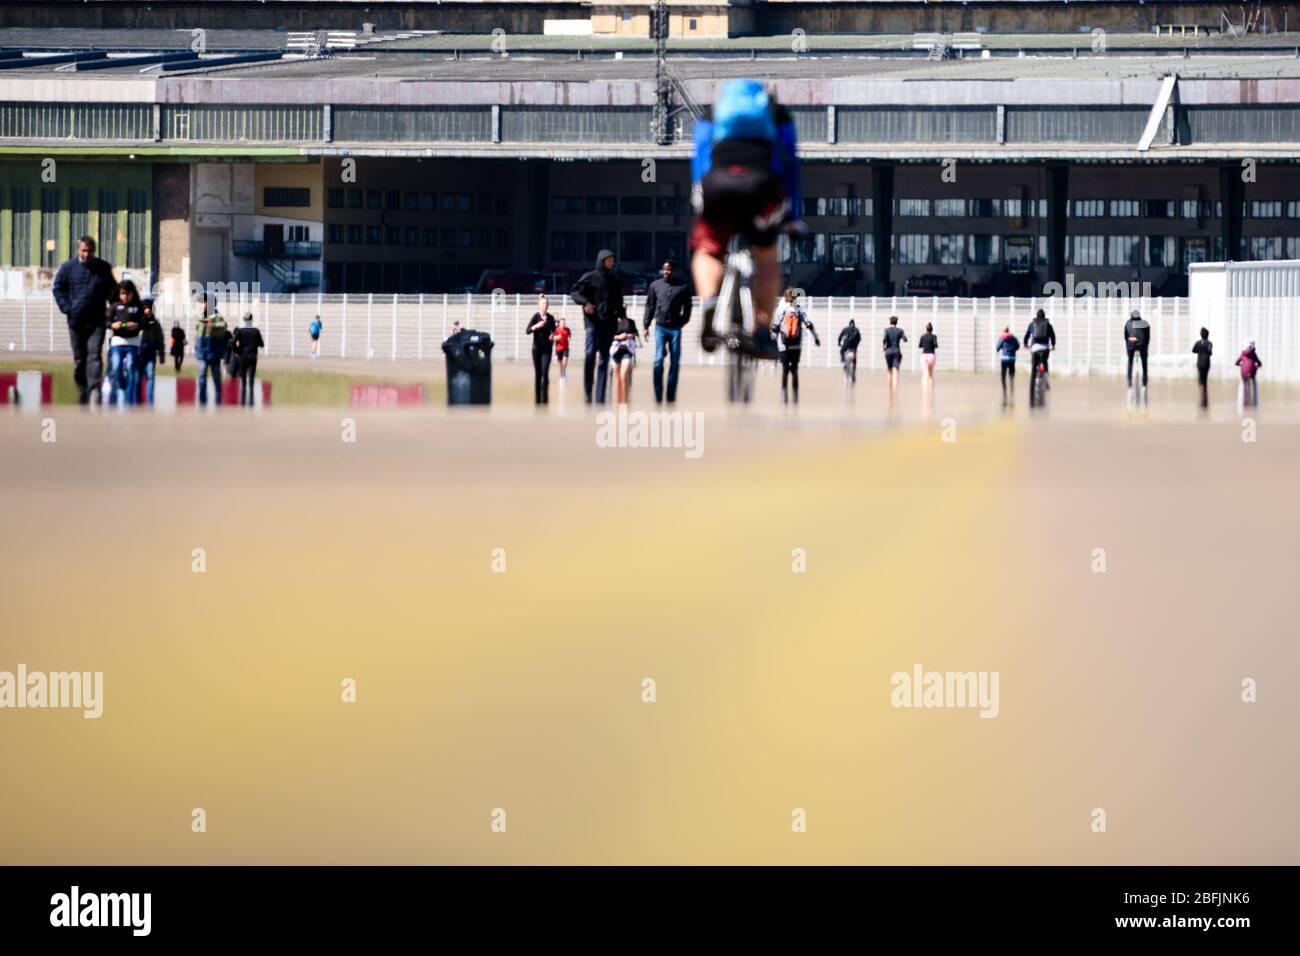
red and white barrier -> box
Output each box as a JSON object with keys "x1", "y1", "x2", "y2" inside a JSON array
[{"x1": 0, "y1": 370, "x2": 52, "y2": 407}]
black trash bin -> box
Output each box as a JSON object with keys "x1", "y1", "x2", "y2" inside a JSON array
[{"x1": 442, "y1": 328, "x2": 494, "y2": 405}]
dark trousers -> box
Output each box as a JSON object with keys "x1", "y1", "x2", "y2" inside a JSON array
[
  {"x1": 68, "y1": 323, "x2": 105, "y2": 404},
  {"x1": 173, "y1": 354, "x2": 184, "y2": 372},
  {"x1": 1000, "y1": 361, "x2": 1015, "y2": 396},
  {"x1": 1126, "y1": 347, "x2": 1149, "y2": 386},
  {"x1": 197, "y1": 355, "x2": 222, "y2": 405},
  {"x1": 583, "y1": 321, "x2": 614, "y2": 404},
  {"x1": 532, "y1": 348, "x2": 552, "y2": 404},
  {"x1": 240, "y1": 356, "x2": 258, "y2": 406},
  {"x1": 781, "y1": 349, "x2": 801, "y2": 400},
  {"x1": 1197, "y1": 365, "x2": 1210, "y2": 408},
  {"x1": 652, "y1": 325, "x2": 683, "y2": 403}
]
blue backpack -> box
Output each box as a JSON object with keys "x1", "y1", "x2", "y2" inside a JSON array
[{"x1": 711, "y1": 79, "x2": 776, "y2": 144}]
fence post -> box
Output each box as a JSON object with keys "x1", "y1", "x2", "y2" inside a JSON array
[
  {"x1": 365, "y1": 293, "x2": 374, "y2": 360},
  {"x1": 47, "y1": 295, "x2": 54, "y2": 351},
  {"x1": 391, "y1": 294, "x2": 398, "y2": 361},
  {"x1": 341, "y1": 295, "x2": 348, "y2": 359},
  {"x1": 289, "y1": 293, "x2": 296, "y2": 358},
  {"x1": 21, "y1": 295, "x2": 28, "y2": 352},
  {"x1": 418, "y1": 293, "x2": 424, "y2": 361},
  {"x1": 825, "y1": 296, "x2": 833, "y2": 367}
]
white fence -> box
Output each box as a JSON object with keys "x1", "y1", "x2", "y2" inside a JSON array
[{"x1": 3, "y1": 292, "x2": 1298, "y2": 383}]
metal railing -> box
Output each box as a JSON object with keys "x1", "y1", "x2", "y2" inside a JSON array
[{"x1": 3, "y1": 292, "x2": 1297, "y2": 383}]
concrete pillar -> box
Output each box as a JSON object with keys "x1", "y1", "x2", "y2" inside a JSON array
[
  {"x1": 153, "y1": 163, "x2": 192, "y2": 312},
  {"x1": 870, "y1": 162, "x2": 895, "y2": 295},
  {"x1": 1219, "y1": 163, "x2": 1243, "y2": 261},
  {"x1": 1046, "y1": 162, "x2": 1069, "y2": 289}
]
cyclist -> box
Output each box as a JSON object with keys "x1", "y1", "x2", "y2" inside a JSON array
[
  {"x1": 1023, "y1": 308, "x2": 1056, "y2": 401},
  {"x1": 838, "y1": 318, "x2": 862, "y2": 385},
  {"x1": 692, "y1": 78, "x2": 804, "y2": 359},
  {"x1": 1124, "y1": 308, "x2": 1151, "y2": 394}
]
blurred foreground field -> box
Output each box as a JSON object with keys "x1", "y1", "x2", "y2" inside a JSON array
[{"x1": 1, "y1": 361, "x2": 1298, "y2": 864}]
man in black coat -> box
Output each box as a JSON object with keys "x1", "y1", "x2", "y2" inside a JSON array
[
  {"x1": 642, "y1": 259, "x2": 693, "y2": 404},
  {"x1": 570, "y1": 248, "x2": 623, "y2": 405},
  {"x1": 52, "y1": 236, "x2": 117, "y2": 404}
]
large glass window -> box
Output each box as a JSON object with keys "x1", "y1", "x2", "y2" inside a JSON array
[
  {"x1": 1071, "y1": 199, "x2": 1105, "y2": 218},
  {"x1": 969, "y1": 234, "x2": 1000, "y2": 266},
  {"x1": 1249, "y1": 200, "x2": 1282, "y2": 219},
  {"x1": 1249, "y1": 236, "x2": 1284, "y2": 260},
  {"x1": 1107, "y1": 235, "x2": 1141, "y2": 268},
  {"x1": 1070, "y1": 235, "x2": 1105, "y2": 266},
  {"x1": 830, "y1": 233, "x2": 860, "y2": 270},
  {"x1": 655, "y1": 232, "x2": 688, "y2": 264},
  {"x1": 126, "y1": 189, "x2": 147, "y2": 267},
  {"x1": 11, "y1": 187, "x2": 31, "y2": 266},
  {"x1": 1004, "y1": 237, "x2": 1033, "y2": 270},
  {"x1": 792, "y1": 233, "x2": 826, "y2": 264},
  {"x1": 1145, "y1": 236, "x2": 1177, "y2": 268},
  {"x1": 587, "y1": 197, "x2": 618, "y2": 216},
  {"x1": 933, "y1": 199, "x2": 966, "y2": 217},
  {"x1": 620, "y1": 197, "x2": 653, "y2": 216},
  {"x1": 68, "y1": 188, "x2": 90, "y2": 253},
  {"x1": 551, "y1": 231, "x2": 583, "y2": 260},
  {"x1": 98, "y1": 188, "x2": 118, "y2": 264},
  {"x1": 621, "y1": 231, "x2": 653, "y2": 261},
  {"x1": 585, "y1": 231, "x2": 617, "y2": 261},
  {"x1": 552, "y1": 196, "x2": 584, "y2": 215},
  {"x1": 40, "y1": 187, "x2": 60, "y2": 268},
  {"x1": 895, "y1": 234, "x2": 930, "y2": 265},
  {"x1": 933, "y1": 234, "x2": 965, "y2": 265},
  {"x1": 897, "y1": 199, "x2": 931, "y2": 217},
  {"x1": 1109, "y1": 200, "x2": 1142, "y2": 218}
]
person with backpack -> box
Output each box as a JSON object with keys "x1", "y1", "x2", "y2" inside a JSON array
[
  {"x1": 773, "y1": 289, "x2": 819, "y2": 404},
  {"x1": 995, "y1": 325, "x2": 1021, "y2": 406},
  {"x1": 882, "y1": 315, "x2": 908, "y2": 407},
  {"x1": 194, "y1": 300, "x2": 229, "y2": 406},
  {"x1": 1023, "y1": 308, "x2": 1056, "y2": 401},
  {"x1": 1236, "y1": 340, "x2": 1262, "y2": 408},
  {"x1": 570, "y1": 248, "x2": 623, "y2": 405},
  {"x1": 691, "y1": 78, "x2": 804, "y2": 360},
  {"x1": 918, "y1": 322, "x2": 939, "y2": 389},
  {"x1": 308, "y1": 314, "x2": 323, "y2": 359},
  {"x1": 1124, "y1": 308, "x2": 1152, "y2": 392},
  {"x1": 136, "y1": 298, "x2": 166, "y2": 406},
  {"x1": 1192, "y1": 327, "x2": 1213, "y2": 409},
  {"x1": 838, "y1": 319, "x2": 861, "y2": 385},
  {"x1": 231, "y1": 312, "x2": 265, "y2": 406},
  {"x1": 169, "y1": 319, "x2": 187, "y2": 373}
]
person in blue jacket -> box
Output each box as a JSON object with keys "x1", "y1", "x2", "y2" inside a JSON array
[{"x1": 690, "y1": 79, "x2": 804, "y2": 359}]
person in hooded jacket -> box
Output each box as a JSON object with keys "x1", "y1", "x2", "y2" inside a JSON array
[
  {"x1": 570, "y1": 248, "x2": 624, "y2": 405},
  {"x1": 1236, "y1": 341, "x2": 1262, "y2": 407},
  {"x1": 1124, "y1": 309, "x2": 1152, "y2": 390}
]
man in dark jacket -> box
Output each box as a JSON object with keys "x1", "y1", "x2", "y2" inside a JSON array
[
  {"x1": 52, "y1": 236, "x2": 116, "y2": 404},
  {"x1": 231, "y1": 312, "x2": 265, "y2": 406},
  {"x1": 570, "y1": 248, "x2": 623, "y2": 404},
  {"x1": 1124, "y1": 308, "x2": 1152, "y2": 389},
  {"x1": 642, "y1": 259, "x2": 693, "y2": 404}
]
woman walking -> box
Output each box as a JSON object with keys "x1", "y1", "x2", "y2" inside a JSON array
[
  {"x1": 526, "y1": 295, "x2": 557, "y2": 404},
  {"x1": 918, "y1": 322, "x2": 939, "y2": 390}
]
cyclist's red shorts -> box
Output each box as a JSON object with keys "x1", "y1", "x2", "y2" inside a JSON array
[{"x1": 689, "y1": 163, "x2": 788, "y2": 258}]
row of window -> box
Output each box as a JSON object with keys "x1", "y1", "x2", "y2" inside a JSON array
[
  {"x1": 549, "y1": 231, "x2": 689, "y2": 265},
  {"x1": 326, "y1": 223, "x2": 512, "y2": 250},
  {"x1": 5, "y1": 186, "x2": 147, "y2": 268},
  {"x1": 325, "y1": 188, "x2": 511, "y2": 215}
]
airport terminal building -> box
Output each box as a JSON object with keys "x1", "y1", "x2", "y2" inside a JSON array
[{"x1": 1, "y1": 26, "x2": 1300, "y2": 298}]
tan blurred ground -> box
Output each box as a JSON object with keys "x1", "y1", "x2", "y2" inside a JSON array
[{"x1": 1, "y1": 362, "x2": 1298, "y2": 864}]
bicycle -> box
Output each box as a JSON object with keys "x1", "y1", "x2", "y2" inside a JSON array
[
  {"x1": 710, "y1": 236, "x2": 759, "y2": 404},
  {"x1": 1029, "y1": 347, "x2": 1051, "y2": 408},
  {"x1": 841, "y1": 349, "x2": 858, "y2": 390}
]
